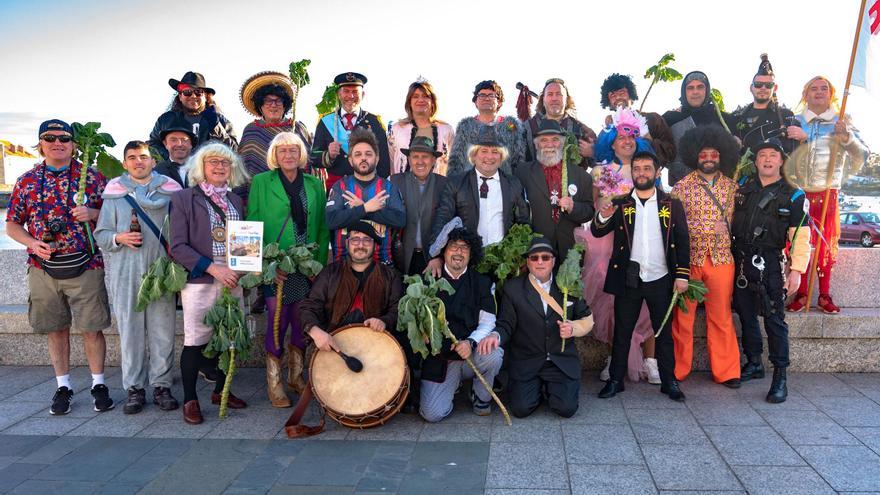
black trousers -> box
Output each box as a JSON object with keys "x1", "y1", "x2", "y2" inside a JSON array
[
  {"x1": 510, "y1": 360, "x2": 580, "y2": 418},
  {"x1": 732, "y1": 253, "x2": 790, "y2": 368},
  {"x1": 407, "y1": 250, "x2": 428, "y2": 276},
  {"x1": 610, "y1": 275, "x2": 675, "y2": 383}
]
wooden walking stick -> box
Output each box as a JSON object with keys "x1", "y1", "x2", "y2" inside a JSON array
[{"x1": 804, "y1": 0, "x2": 868, "y2": 312}]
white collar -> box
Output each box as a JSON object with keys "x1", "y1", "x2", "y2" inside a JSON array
[
  {"x1": 476, "y1": 169, "x2": 500, "y2": 180},
  {"x1": 444, "y1": 264, "x2": 468, "y2": 280},
  {"x1": 530, "y1": 273, "x2": 553, "y2": 289},
  {"x1": 340, "y1": 107, "x2": 361, "y2": 118},
  {"x1": 802, "y1": 107, "x2": 837, "y2": 123},
  {"x1": 631, "y1": 188, "x2": 657, "y2": 203}
]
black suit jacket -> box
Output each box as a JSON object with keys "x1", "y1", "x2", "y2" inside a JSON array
[
  {"x1": 309, "y1": 109, "x2": 391, "y2": 178},
  {"x1": 590, "y1": 188, "x2": 690, "y2": 296},
  {"x1": 155, "y1": 160, "x2": 187, "y2": 188},
  {"x1": 389, "y1": 171, "x2": 447, "y2": 273},
  {"x1": 495, "y1": 274, "x2": 591, "y2": 381},
  {"x1": 429, "y1": 168, "x2": 530, "y2": 248},
  {"x1": 516, "y1": 160, "x2": 594, "y2": 262}
]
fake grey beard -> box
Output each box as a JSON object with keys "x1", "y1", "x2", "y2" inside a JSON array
[{"x1": 537, "y1": 147, "x2": 564, "y2": 167}]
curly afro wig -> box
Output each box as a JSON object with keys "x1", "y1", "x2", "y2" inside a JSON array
[
  {"x1": 600, "y1": 73, "x2": 638, "y2": 110},
  {"x1": 677, "y1": 125, "x2": 740, "y2": 178},
  {"x1": 444, "y1": 227, "x2": 483, "y2": 267}
]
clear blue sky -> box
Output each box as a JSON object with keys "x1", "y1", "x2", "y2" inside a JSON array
[{"x1": 0, "y1": 0, "x2": 876, "y2": 166}]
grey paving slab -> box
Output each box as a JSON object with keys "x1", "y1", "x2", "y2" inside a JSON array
[
  {"x1": 562, "y1": 424, "x2": 643, "y2": 465},
  {"x1": 0, "y1": 367, "x2": 54, "y2": 400},
  {"x1": 0, "y1": 457, "x2": 18, "y2": 471},
  {"x1": 17, "y1": 435, "x2": 92, "y2": 464},
  {"x1": 568, "y1": 464, "x2": 658, "y2": 495},
  {"x1": 686, "y1": 397, "x2": 767, "y2": 426},
  {"x1": 760, "y1": 409, "x2": 862, "y2": 445},
  {"x1": 627, "y1": 407, "x2": 709, "y2": 445},
  {"x1": 486, "y1": 441, "x2": 567, "y2": 490},
  {"x1": 704, "y1": 426, "x2": 806, "y2": 466},
  {"x1": 226, "y1": 452, "x2": 296, "y2": 493},
  {"x1": 788, "y1": 372, "x2": 862, "y2": 397},
  {"x1": 0, "y1": 434, "x2": 56, "y2": 458},
  {"x1": 3, "y1": 415, "x2": 91, "y2": 436},
  {"x1": 485, "y1": 490, "x2": 570, "y2": 495},
  {"x1": 0, "y1": 401, "x2": 47, "y2": 430},
  {"x1": 741, "y1": 388, "x2": 818, "y2": 411},
  {"x1": 66, "y1": 411, "x2": 158, "y2": 437},
  {"x1": 139, "y1": 457, "x2": 249, "y2": 495},
  {"x1": 847, "y1": 426, "x2": 880, "y2": 455},
  {"x1": 642, "y1": 443, "x2": 742, "y2": 491},
  {"x1": 279, "y1": 440, "x2": 379, "y2": 486},
  {"x1": 7, "y1": 479, "x2": 103, "y2": 494},
  {"x1": 796, "y1": 445, "x2": 880, "y2": 492},
  {"x1": 134, "y1": 418, "x2": 214, "y2": 439},
  {"x1": 619, "y1": 384, "x2": 689, "y2": 410},
  {"x1": 398, "y1": 441, "x2": 487, "y2": 494},
  {"x1": 96, "y1": 482, "x2": 143, "y2": 495},
  {"x1": 346, "y1": 414, "x2": 425, "y2": 442},
  {"x1": 490, "y1": 417, "x2": 562, "y2": 444},
  {"x1": 31, "y1": 437, "x2": 160, "y2": 482},
  {"x1": 110, "y1": 438, "x2": 195, "y2": 486},
  {"x1": 268, "y1": 486, "x2": 354, "y2": 494},
  {"x1": 567, "y1": 395, "x2": 628, "y2": 425},
  {"x1": 730, "y1": 465, "x2": 836, "y2": 495},
  {"x1": 204, "y1": 409, "x2": 290, "y2": 440},
  {"x1": 658, "y1": 492, "x2": 746, "y2": 494},
  {"x1": 0, "y1": 462, "x2": 46, "y2": 493},
  {"x1": 809, "y1": 395, "x2": 880, "y2": 426},
  {"x1": 419, "y1": 422, "x2": 490, "y2": 442}
]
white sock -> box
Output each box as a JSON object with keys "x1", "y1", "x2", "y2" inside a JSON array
[
  {"x1": 91, "y1": 373, "x2": 105, "y2": 387},
  {"x1": 56, "y1": 374, "x2": 71, "y2": 389}
]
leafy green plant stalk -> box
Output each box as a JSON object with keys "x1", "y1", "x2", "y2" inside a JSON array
[
  {"x1": 710, "y1": 89, "x2": 732, "y2": 134},
  {"x1": 239, "y1": 242, "x2": 323, "y2": 349},
  {"x1": 397, "y1": 274, "x2": 512, "y2": 425},
  {"x1": 203, "y1": 287, "x2": 251, "y2": 419},
  {"x1": 656, "y1": 280, "x2": 709, "y2": 337},
  {"x1": 734, "y1": 148, "x2": 755, "y2": 182},
  {"x1": 288, "y1": 59, "x2": 311, "y2": 119},
  {"x1": 476, "y1": 224, "x2": 539, "y2": 288},
  {"x1": 556, "y1": 245, "x2": 585, "y2": 352},
  {"x1": 135, "y1": 215, "x2": 187, "y2": 311},
  {"x1": 639, "y1": 53, "x2": 683, "y2": 112},
  {"x1": 71, "y1": 122, "x2": 123, "y2": 252}
]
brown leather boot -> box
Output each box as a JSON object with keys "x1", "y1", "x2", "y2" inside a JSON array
[
  {"x1": 287, "y1": 345, "x2": 307, "y2": 394},
  {"x1": 266, "y1": 354, "x2": 291, "y2": 408}
]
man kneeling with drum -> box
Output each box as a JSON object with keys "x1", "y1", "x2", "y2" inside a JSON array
[
  {"x1": 300, "y1": 221, "x2": 403, "y2": 352},
  {"x1": 420, "y1": 225, "x2": 503, "y2": 422}
]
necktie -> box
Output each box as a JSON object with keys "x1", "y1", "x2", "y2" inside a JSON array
[
  {"x1": 479, "y1": 176, "x2": 492, "y2": 199},
  {"x1": 343, "y1": 113, "x2": 356, "y2": 131}
]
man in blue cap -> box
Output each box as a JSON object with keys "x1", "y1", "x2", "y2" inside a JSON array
[{"x1": 6, "y1": 119, "x2": 114, "y2": 415}]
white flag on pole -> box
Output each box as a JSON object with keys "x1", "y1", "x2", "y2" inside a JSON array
[{"x1": 852, "y1": 0, "x2": 880, "y2": 90}]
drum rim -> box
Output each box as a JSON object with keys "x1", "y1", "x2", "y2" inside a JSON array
[{"x1": 309, "y1": 323, "x2": 410, "y2": 420}]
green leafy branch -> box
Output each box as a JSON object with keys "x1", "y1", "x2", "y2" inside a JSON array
[
  {"x1": 135, "y1": 256, "x2": 188, "y2": 312},
  {"x1": 239, "y1": 241, "x2": 323, "y2": 349},
  {"x1": 203, "y1": 287, "x2": 252, "y2": 419},
  {"x1": 656, "y1": 280, "x2": 709, "y2": 337},
  {"x1": 710, "y1": 89, "x2": 732, "y2": 133},
  {"x1": 71, "y1": 122, "x2": 123, "y2": 252},
  {"x1": 556, "y1": 245, "x2": 585, "y2": 352},
  {"x1": 396, "y1": 274, "x2": 511, "y2": 425},
  {"x1": 476, "y1": 224, "x2": 539, "y2": 288},
  {"x1": 288, "y1": 58, "x2": 311, "y2": 118},
  {"x1": 639, "y1": 53, "x2": 683, "y2": 112}
]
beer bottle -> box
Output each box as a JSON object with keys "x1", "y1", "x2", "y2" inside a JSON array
[
  {"x1": 129, "y1": 209, "x2": 142, "y2": 247},
  {"x1": 41, "y1": 229, "x2": 56, "y2": 253}
]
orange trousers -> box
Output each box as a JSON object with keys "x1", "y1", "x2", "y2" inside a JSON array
[{"x1": 672, "y1": 259, "x2": 741, "y2": 382}]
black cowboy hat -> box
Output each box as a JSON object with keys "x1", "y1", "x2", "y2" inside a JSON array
[
  {"x1": 168, "y1": 71, "x2": 215, "y2": 95},
  {"x1": 402, "y1": 136, "x2": 442, "y2": 157}
]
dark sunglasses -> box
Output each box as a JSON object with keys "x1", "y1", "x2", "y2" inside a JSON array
[
  {"x1": 528, "y1": 254, "x2": 553, "y2": 262},
  {"x1": 180, "y1": 89, "x2": 204, "y2": 97},
  {"x1": 753, "y1": 81, "x2": 775, "y2": 89},
  {"x1": 41, "y1": 135, "x2": 72, "y2": 143}
]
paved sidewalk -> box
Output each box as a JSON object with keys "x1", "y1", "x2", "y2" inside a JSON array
[{"x1": 0, "y1": 366, "x2": 879, "y2": 494}]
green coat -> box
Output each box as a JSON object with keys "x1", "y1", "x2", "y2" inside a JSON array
[{"x1": 247, "y1": 169, "x2": 329, "y2": 266}]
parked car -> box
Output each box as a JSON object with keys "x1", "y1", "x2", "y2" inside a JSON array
[{"x1": 840, "y1": 212, "x2": 880, "y2": 247}]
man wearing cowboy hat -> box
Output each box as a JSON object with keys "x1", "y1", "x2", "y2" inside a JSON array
[
  {"x1": 154, "y1": 119, "x2": 198, "y2": 188},
  {"x1": 389, "y1": 136, "x2": 448, "y2": 275},
  {"x1": 479, "y1": 237, "x2": 593, "y2": 418},
  {"x1": 148, "y1": 71, "x2": 238, "y2": 160},
  {"x1": 310, "y1": 72, "x2": 391, "y2": 190},
  {"x1": 516, "y1": 119, "x2": 594, "y2": 262}
]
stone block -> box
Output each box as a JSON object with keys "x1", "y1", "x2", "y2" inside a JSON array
[
  {"x1": 796, "y1": 445, "x2": 880, "y2": 492},
  {"x1": 627, "y1": 408, "x2": 708, "y2": 445},
  {"x1": 730, "y1": 465, "x2": 836, "y2": 495},
  {"x1": 704, "y1": 426, "x2": 805, "y2": 466},
  {"x1": 642, "y1": 443, "x2": 742, "y2": 491},
  {"x1": 561, "y1": 424, "x2": 643, "y2": 465},
  {"x1": 568, "y1": 464, "x2": 657, "y2": 495},
  {"x1": 485, "y1": 441, "x2": 567, "y2": 490},
  {"x1": 759, "y1": 409, "x2": 861, "y2": 445}
]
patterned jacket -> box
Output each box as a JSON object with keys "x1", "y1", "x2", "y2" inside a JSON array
[{"x1": 671, "y1": 170, "x2": 736, "y2": 266}]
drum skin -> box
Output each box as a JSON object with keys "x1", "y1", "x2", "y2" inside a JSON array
[{"x1": 309, "y1": 324, "x2": 410, "y2": 428}]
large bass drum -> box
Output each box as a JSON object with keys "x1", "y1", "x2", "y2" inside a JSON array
[{"x1": 309, "y1": 324, "x2": 409, "y2": 429}]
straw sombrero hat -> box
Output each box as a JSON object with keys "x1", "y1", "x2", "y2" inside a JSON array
[{"x1": 240, "y1": 71, "x2": 296, "y2": 117}]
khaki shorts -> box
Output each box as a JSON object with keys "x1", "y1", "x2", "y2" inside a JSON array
[{"x1": 28, "y1": 266, "x2": 111, "y2": 333}]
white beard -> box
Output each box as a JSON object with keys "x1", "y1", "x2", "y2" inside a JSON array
[{"x1": 537, "y1": 147, "x2": 563, "y2": 167}]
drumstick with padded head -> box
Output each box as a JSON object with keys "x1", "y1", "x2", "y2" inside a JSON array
[{"x1": 334, "y1": 349, "x2": 363, "y2": 373}]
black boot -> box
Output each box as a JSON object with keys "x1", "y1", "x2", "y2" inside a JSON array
[
  {"x1": 766, "y1": 367, "x2": 787, "y2": 403},
  {"x1": 661, "y1": 380, "x2": 686, "y2": 402},
  {"x1": 598, "y1": 380, "x2": 625, "y2": 398},
  {"x1": 741, "y1": 356, "x2": 765, "y2": 382}
]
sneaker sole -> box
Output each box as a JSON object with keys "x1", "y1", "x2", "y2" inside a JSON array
[
  {"x1": 49, "y1": 406, "x2": 71, "y2": 416},
  {"x1": 94, "y1": 403, "x2": 116, "y2": 412},
  {"x1": 647, "y1": 377, "x2": 661, "y2": 385}
]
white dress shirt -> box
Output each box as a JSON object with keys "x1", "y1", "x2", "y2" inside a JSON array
[
  {"x1": 529, "y1": 274, "x2": 554, "y2": 314},
  {"x1": 476, "y1": 170, "x2": 504, "y2": 246},
  {"x1": 630, "y1": 189, "x2": 669, "y2": 282}
]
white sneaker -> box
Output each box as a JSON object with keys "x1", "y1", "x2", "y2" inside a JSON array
[
  {"x1": 644, "y1": 358, "x2": 661, "y2": 385},
  {"x1": 599, "y1": 356, "x2": 611, "y2": 382}
]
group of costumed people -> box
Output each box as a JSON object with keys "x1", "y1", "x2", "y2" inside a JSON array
[{"x1": 6, "y1": 52, "x2": 868, "y2": 427}]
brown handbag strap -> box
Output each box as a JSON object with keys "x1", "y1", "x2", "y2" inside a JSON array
[{"x1": 283, "y1": 380, "x2": 325, "y2": 438}]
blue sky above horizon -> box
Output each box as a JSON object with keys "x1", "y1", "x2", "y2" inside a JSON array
[{"x1": 1, "y1": 0, "x2": 877, "y2": 165}]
